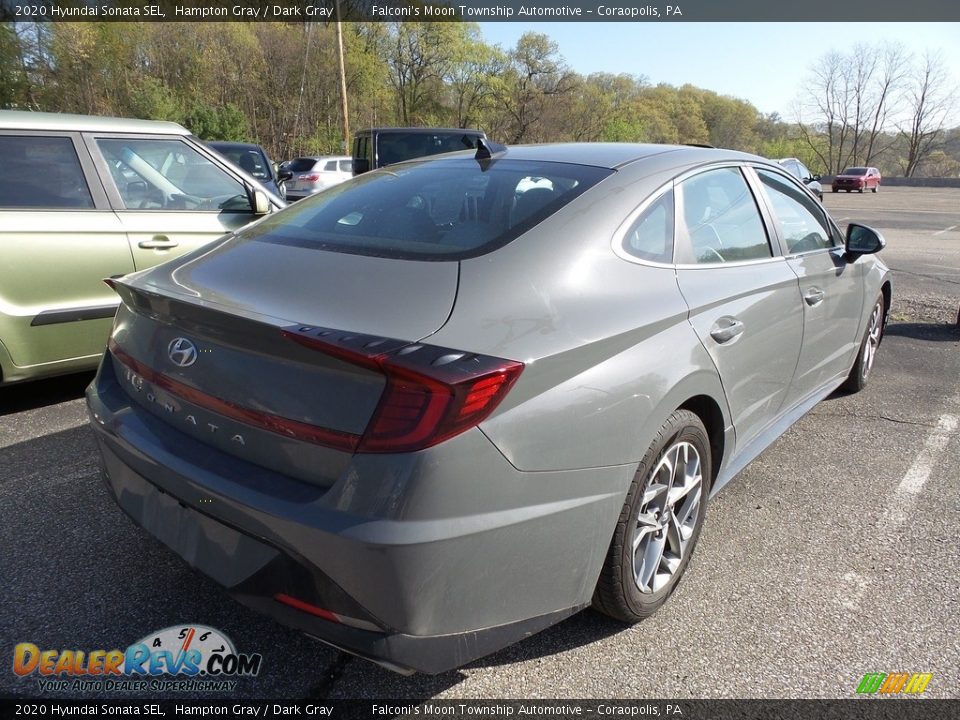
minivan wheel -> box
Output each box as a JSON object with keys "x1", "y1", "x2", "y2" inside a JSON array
[
  {"x1": 843, "y1": 294, "x2": 885, "y2": 393},
  {"x1": 593, "y1": 410, "x2": 711, "y2": 622}
]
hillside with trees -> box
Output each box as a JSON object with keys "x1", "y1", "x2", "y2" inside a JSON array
[{"x1": 1, "y1": 21, "x2": 956, "y2": 176}]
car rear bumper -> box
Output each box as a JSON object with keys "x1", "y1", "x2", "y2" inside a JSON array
[{"x1": 86, "y1": 354, "x2": 630, "y2": 673}]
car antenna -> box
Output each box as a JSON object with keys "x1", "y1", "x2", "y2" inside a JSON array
[{"x1": 475, "y1": 137, "x2": 507, "y2": 160}]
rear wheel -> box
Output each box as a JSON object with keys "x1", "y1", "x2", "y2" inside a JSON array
[
  {"x1": 593, "y1": 410, "x2": 711, "y2": 622},
  {"x1": 843, "y1": 294, "x2": 885, "y2": 393}
]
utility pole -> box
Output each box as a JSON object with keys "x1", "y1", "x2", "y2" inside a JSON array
[{"x1": 334, "y1": 2, "x2": 350, "y2": 154}]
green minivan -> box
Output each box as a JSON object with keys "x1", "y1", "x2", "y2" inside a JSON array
[{"x1": 0, "y1": 111, "x2": 284, "y2": 385}]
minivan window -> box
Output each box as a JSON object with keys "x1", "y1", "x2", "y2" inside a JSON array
[
  {"x1": 0, "y1": 135, "x2": 94, "y2": 209},
  {"x1": 241, "y1": 159, "x2": 612, "y2": 260},
  {"x1": 97, "y1": 138, "x2": 252, "y2": 212}
]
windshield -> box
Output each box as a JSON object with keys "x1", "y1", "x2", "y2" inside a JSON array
[
  {"x1": 841, "y1": 167, "x2": 868, "y2": 175},
  {"x1": 240, "y1": 158, "x2": 612, "y2": 260}
]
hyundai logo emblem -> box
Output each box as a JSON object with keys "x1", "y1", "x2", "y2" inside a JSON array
[{"x1": 167, "y1": 337, "x2": 198, "y2": 368}]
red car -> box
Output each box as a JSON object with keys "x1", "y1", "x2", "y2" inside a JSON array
[{"x1": 832, "y1": 166, "x2": 881, "y2": 193}]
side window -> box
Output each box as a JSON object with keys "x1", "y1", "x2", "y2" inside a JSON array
[
  {"x1": 0, "y1": 135, "x2": 94, "y2": 209},
  {"x1": 95, "y1": 138, "x2": 251, "y2": 212},
  {"x1": 678, "y1": 167, "x2": 771, "y2": 264},
  {"x1": 324, "y1": 160, "x2": 338, "y2": 171},
  {"x1": 622, "y1": 189, "x2": 674, "y2": 263},
  {"x1": 339, "y1": 160, "x2": 353, "y2": 173},
  {"x1": 756, "y1": 169, "x2": 833, "y2": 254},
  {"x1": 796, "y1": 162, "x2": 812, "y2": 180}
]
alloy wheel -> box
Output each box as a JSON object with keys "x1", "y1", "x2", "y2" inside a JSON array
[
  {"x1": 862, "y1": 301, "x2": 883, "y2": 381},
  {"x1": 632, "y1": 440, "x2": 703, "y2": 594}
]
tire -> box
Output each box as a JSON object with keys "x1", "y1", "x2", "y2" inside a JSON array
[
  {"x1": 858, "y1": 187, "x2": 864, "y2": 193},
  {"x1": 593, "y1": 410, "x2": 711, "y2": 623},
  {"x1": 846, "y1": 189, "x2": 851, "y2": 193},
  {"x1": 832, "y1": 188, "x2": 838, "y2": 193},
  {"x1": 843, "y1": 294, "x2": 885, "y2": 393},
  {"x1": 872, "y1": 185, "x2": 879, "y2": 193}
]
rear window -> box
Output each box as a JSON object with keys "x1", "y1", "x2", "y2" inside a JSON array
[
  {"x1": 376, "y1": 132, "x2": 483, "y2": 166},
  {"x1": 289, "y1": 158, "x2": 318, "y2": 172},
  {"x1": 240, "y1": 158, "x2": 612, "y2": 260}
]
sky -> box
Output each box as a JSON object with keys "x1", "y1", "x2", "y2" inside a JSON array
[{"x1": 478, "y1": 23, "x2": 960, "y2": 127}]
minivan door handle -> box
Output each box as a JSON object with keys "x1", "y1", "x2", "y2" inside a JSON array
[
  {"x1": 138, "y1": 236, "x2": 179, "y2": 250},
  {"x1": 710, "y1": 318, "x2": 745, "y2": 344},
  {"x1": 803, "y1": 287, "x2": 825, "y2": 306}
]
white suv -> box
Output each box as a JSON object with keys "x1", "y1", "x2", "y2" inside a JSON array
[{"x1": 285, "y1": 156, "x2": 353, "y2": 201}]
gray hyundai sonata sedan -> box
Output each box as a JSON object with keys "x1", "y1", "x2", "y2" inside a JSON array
[{"x1": 87, "y1": 142, "x2": 890, "y2": 674}]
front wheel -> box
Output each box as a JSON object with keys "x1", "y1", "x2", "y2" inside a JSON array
[
  {"x1": 872, "y1": 185, "x2": 879, "y2": 193},
  {"x1": 843, "y1": 294, "x2": 885, "y2": 393},
  {"x1": 593, "y1": 410, "x2": 711, "y2": 622}
]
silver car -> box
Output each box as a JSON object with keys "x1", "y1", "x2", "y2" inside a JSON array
[
  {"x1": 284, "y1": 155, "x2": 352, "y2": 201},
  {"x1": 87, "y1": 143, "x2": 890, "y2": 674}
]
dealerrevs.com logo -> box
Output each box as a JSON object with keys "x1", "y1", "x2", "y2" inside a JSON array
[{"x1": 13, "y1": 625, "x2": 263, "y2": 693}]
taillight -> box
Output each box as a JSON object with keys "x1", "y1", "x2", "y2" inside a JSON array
[
  {"x1": 283, "y1": 325, "x2": 523, "y2": 454},
  {"x1": 300, "y1": 174, "x2": 321, "y2": 182}
]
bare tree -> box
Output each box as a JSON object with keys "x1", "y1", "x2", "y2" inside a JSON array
[
  {"x1": 898, "y1": 51, "x2": 957, "y2": 177},
  {"x1": 796, "y1": 50, "x2": 851, "y2": 173},
  {"x1": 861, "y1": 42, "x2": 909, "y2": 165},
  {"x1": 796, "y1": 42, "x2": 909, "y2": 173}
]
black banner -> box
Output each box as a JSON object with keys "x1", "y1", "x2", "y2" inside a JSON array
[
  {"x1": 2, "y1": 0, "x2": 960, "y2": 22},
  {"x1": 1, "y1": 699, "x2": 959, "y2": 720}
]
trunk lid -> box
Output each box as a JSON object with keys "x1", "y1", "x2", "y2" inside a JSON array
[{"x1": 108, "y1": 239, "x2": 459, "y2": 486}]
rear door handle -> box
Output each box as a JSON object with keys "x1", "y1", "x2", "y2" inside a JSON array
[
  {"x1": 710, "y1": 318, "x2": 745, "y2": 344},
  {"x1": 803, "y1": 287, "x2": 825, "y2": 306},
  {"x1": 138, "y1": 236, "x2": 179, "y2": 250}
]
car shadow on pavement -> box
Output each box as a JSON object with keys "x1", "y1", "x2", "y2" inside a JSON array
[
  {"x1": 0, "y1": 371, "x2": 94, "y2": 415},
  {"x1": 883, "y1": 320, "x2": 960, "y2": 343}
]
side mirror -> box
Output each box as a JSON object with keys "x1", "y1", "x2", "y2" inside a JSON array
[
  {"x1": 810, "y1": 174, "x2": 821, "y2": 182},
  {"x1": 252, "y1": 189, "x2": 270, "y2": 215},
  {"x1": 277, "y1": 169, "x2": 293, "y2": 183},
  {"x1": 352, "y1": 158, "x2": 370, "y2": 175},
  {"x1": 845, "y1": 223, "x2": 885, "y2": 258}
]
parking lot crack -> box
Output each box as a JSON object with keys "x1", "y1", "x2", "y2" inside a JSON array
[{"x1": 810, "y1": 410, "x2": 938, "y2": 428}]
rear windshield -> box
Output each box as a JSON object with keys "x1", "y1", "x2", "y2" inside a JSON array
[
  {"x1": 841, "y1": 167, "x2": 868, "y2": 175},
  {"x1": 289, "y1": 158, "x2": 318, "y2": 172},
  {"x1": 377, "y1": 132, "x2": 483, "y2": 166},
  {"x1": 240, "y1": 158, "x2": 613, "y2": 260}
]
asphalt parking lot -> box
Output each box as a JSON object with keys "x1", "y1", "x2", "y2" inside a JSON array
[{"x1": 1, "y1": 186, "x2": 958, "y2": 700}]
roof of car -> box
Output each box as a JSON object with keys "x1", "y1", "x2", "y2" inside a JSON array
[
  {"x1": 0, "y1": 110, "x2": 189, "y2": 135},
  {"x1": 426, "y1": 142, "x2": 764, "y2": 171}
]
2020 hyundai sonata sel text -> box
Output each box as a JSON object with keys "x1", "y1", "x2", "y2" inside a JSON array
[{"x1": 87, "y1": 142, "x2": 890, "y2": 674}]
